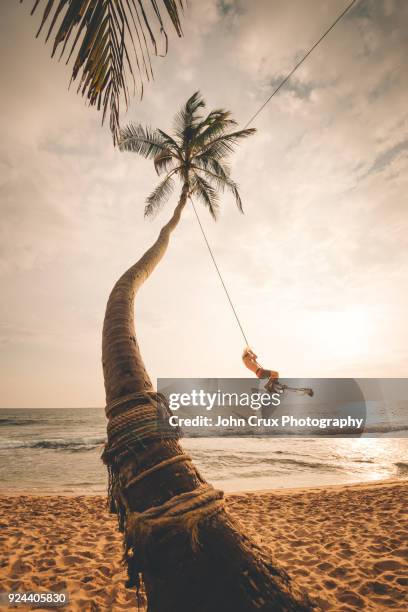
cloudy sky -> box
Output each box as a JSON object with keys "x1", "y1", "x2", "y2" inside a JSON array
[{"x1": 0, "y1": 0, "x2": 407, "y2": 408}]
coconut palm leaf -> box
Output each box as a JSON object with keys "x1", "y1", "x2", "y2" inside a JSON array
[
  {"x1": 145, "y1": 173, "x2": 176, "y2": 216},
  {"x1": 191, "y1": 173, "x2": 219, "y2": 220},
  {"x1": 199, "y1": 128, "x2": 257, "y2": 158},
  {"x1": 173, "y1": 90, "x2": 205, "y2": 144},
  {"x1": 192, "y1": 110, "x2": 237, "y2": 151},
  {"x1": 219, "y1": 177, "x2": 243, "y2": 212},
  {"x1": 22, "y1": 0, "x2": 185, "y2": 144},
  {"x1": 157, "y1": 129, "x2": 181, "y2": 153},
  {"x1": 193, "y1": 164, "x2": 244, "y2": 213},
  {"x1": 154, "y1": 148, "x2": 177, "y2": 176},
  {"x1": 119, "y1": 124, "x2": 167, "y2": 157},
  {"x1": 193, "y1": 156, "x2": 231, "y2": 180}
]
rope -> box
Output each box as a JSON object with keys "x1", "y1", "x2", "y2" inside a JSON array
[
  {"x1": 125, "y1": 484, "x2": 224, "y2": 560},
  {"x1": 124, "y1": 454, "x2": 192, "y2": 491},
  {"x1": 190, "y1": 197, "x2": 250, "y2": 346},
  {"x1": 243, "y1": 0, "x2": 358, "y2": 128},
  {"x1": 191, "y1": 0, "x2": 358, "y2": 346},
  {"x1": 123, "y1": 484, "x2": 224, "y2": 591},
  {"x1": 106, "y1": 390, "x2": 166, "y2": 417},
  {"x1": 103, "y1": 392, "x2": 180, "y2": 467}
]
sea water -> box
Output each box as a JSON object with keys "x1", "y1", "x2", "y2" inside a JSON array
[{"x1": 0, "y1": 407, "x2": 407, "y2": 494}]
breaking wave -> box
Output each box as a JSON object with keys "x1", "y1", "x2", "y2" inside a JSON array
[
  {"x1": 0, "y1": 437, "x2": 105, "y2": 452},
  {"x1": 395, "y1": 462, "x2": 408, "y2": 475},
  {"x1": 192, "y1": 451, "x2": 341, "y2": 472},
  {"x1": 0, "y1": 418, "x2": 47, "y2": 427},
  {"x1": 363, "y1": 425, "x2": 408, "y2": 434}
]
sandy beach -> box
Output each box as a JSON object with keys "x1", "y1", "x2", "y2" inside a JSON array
[{"x1": 0, "y1": 480, "x2": 407, "y2": 611}]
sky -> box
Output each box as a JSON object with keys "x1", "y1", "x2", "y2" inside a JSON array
[{"x1": 0, "y1": 0, "x2": 407, "y2": 408}]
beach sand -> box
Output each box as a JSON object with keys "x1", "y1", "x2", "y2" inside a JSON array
[{"x1": 0, "y1": 480, "x2": 407, "y2": 611}]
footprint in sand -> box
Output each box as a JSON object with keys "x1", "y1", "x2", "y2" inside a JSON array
[
  {"x1": 329, "y1": 565, "x2": 350, "y2": 579},
  {"x1": 81, "y1": 575, "x2": 94, "y2": 583},
  {"x1": 373, "y1": 559, "x2": 402, "y2": 572},
  {"x1": 336, "y1": 590, "x2": 365, "y2": 608},
  {"x1": 318, "y1": 562, "x2": 333, "y2": 572},
  {"x1": 62, "y1": 554, "x2": 87, "y2": 565},
  {"x1": 10, "y1": 559, "x2": 32, "y2": 574},
  {"x1": 305, "y1": 545, "x2": 320, "y2": 554},
  {"x1": 359, "y1": 580, "x2": 399, "y2": 596},
  {"x1": 98, "y1": 565, "x2": 112, "y2": 578},
  {"x1": 48, "y1": 580, "x2": 68, "y2": 591},
  {"x1": 392, "y1": 547, "x2": 408, "y2": 559},
  {"x1": 322, "y1": 579, "x2": 337, "y2": 590}
]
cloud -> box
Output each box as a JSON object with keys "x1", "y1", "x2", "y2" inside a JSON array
[{"x1": 365, "y1": 138, "x2": 408, "y2": 176}]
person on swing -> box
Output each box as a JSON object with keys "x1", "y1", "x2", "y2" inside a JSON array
[
  {"x1": 242, "y1": 348, "x2": 314, "y2": 397},
  {"x1": 242, "y1": 347, "x2": 279, "y2": 390}
]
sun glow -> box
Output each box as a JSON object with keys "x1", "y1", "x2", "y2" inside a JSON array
[{"x1": 313, "y1": 309, "x2": 372, "y2": 358}]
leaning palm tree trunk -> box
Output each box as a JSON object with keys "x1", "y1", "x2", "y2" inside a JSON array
[
  {"x1": 102, "y1": 188, "x2": 315, "y2": 612},
  {"x1": 103, "y1": 181, "x2": 190, "y2": 401}
]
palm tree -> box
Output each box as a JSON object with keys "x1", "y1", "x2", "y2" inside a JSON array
[
  {"x1": 22, "y1": 0, "x2": 185, "y2": 144},
  {"x1": 101, "y1": 91, "x2": 314, "y2": 611},
  {"x1": 119, "y1": 90, "x2": 249, "y2": 219}
]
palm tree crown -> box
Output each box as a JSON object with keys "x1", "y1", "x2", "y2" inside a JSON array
[{"x1": 119, "y1": 92, "x2": 256, "y2": 219}]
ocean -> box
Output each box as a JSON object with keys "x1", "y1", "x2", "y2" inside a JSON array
[{"x1": 0, "y1": 407, "x2": 407, "y2": 495}]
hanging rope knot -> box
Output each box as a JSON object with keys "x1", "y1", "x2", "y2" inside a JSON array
[{"x1": 124, "y1": 484, "x2": 224, "y2": 580}]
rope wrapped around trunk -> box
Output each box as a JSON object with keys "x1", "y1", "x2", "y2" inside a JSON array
[
  {"x1": 104, "y1": 391, "x2": 179, "y2": 456},
  {"x1": 102, "y1": 391, "x2": 181, "y2": 522},
  {"x1": 124, "y1": 484, "x2": 224, "y2": 589},
  {"x1": 102, "y1": 391, "x2": 225, "y2": 605}
]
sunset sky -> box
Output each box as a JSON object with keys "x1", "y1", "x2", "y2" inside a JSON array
[{"x1": 1, "y1": 0, "x2": 407, "y2": 408}]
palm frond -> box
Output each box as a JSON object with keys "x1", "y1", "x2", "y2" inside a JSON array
[
  {"x1": 23, "y1": 0, "x2": 185, "y2": 144},
  {"x1": 192, "y1": 156, "x2": 231, "y2": 180},
  {"x1": 157, "y1": 129, "x2": 182, "y2": 154},
  {"x1": 154, "y1": 149, "x2": 177, "y2": 175},
  {"x1": 192, "y1": 110, "x2": 237, "y2": 153},
  {"x1": 173, "y1": 90, "x2": 205, "y2": 144},
  {"x1": 119, "y1": 123, "x2": 166, "y2": 158},
  {"x1": 145, "y1": 174, "x2": 176, "y2": 217},
  {"x1": 227, "y1": 180, "x2": 243, "y2": 213},
  {"x1": 199, "y1": 128, "x2": 257, "y2": 159},
  {"x1": 191, "y1": 173, "x2": 219, "y2": 220},
  {"x1": 193, "y1": 165, "x2": 244, "y2": 213},
  {"x1": 184, "y1": 91, "x2": 206, "y2": 119}
]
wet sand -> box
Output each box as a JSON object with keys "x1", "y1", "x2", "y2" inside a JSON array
[{"x1": 0, "y1": 480, "x2": 407, "y2": 610}]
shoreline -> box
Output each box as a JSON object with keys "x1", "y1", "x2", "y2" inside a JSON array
[
  {"x1": 0, "y1": 480, "x2": 407, "y2": 610},
  {"x1": 230, "y1": 476, "x2": 407, "y2": 495},
  {"x1": 1, "y1": 475, "x2": 407, "y2": 498}
]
